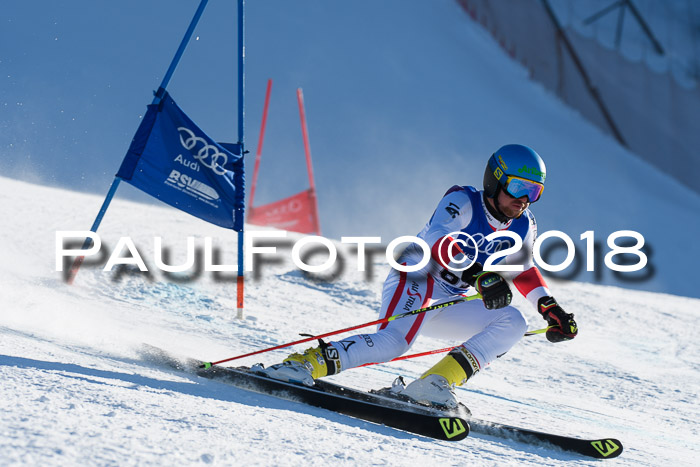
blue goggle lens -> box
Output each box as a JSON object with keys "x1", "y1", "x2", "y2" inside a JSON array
[{"x1": 505, "y1": 177, "x2": 544, "y2": 202}]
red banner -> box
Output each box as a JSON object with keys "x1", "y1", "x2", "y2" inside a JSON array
[{"x1": 247, "y1": 188, "x2": 320, "y2": 234}]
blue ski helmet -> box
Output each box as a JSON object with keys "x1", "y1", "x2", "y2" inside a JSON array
[{"x1": 483, "y1": 144, "x2": 546, "y2": 203}]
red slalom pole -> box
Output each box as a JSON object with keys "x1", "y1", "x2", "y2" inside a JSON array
[
  {"x1": 199, "y1": 296, "x2": 480, "y2": 368},
  {"x1": 249, "y1": 79, "x2": 273, "y2": 213},
  {"x1": 296, "y1": 88, "x2": 321, "y2": 235}
]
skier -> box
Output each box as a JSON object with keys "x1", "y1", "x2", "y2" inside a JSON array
[{"x1": 258, "y1": 144, "x2": 578, "y2": 408}]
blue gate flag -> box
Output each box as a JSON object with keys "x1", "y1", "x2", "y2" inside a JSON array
[{"x1": 116, "y1": 92, "x2": 244, "y2": 231}]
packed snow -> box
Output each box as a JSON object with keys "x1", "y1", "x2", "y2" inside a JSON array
[{"x1": 1, "y1": 176, "x2": 698, "y2": 465}]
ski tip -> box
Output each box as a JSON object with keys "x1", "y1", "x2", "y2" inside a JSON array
[{"x1": 589, "y1": 438, "x2": 623, "y2": 459}]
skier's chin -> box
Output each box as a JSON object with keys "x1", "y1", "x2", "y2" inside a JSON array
[{"x1": 502, "y1": 206, "x2": 526, "y2": 219}]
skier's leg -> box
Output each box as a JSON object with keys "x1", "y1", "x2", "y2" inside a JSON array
[
  {"x1": 330, "y1": 266, "x2": 439, "y2": 370},
  {"x1": 401, "y1": 299, "x2": 528, "y2": 407},
  {"x1": 257, "y1": 248, "x2": 437, "y2": 385},
  {"x1": 422, "y1": 298, "x2": 528, "y2": 369}
]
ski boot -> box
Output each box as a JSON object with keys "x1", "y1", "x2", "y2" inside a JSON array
[
  {"x1": 401, "y1": 346, "x2": 480, "y2": 409},
  {"x1": 253, "y1": 341, "x2": 341, "y2": 387}
]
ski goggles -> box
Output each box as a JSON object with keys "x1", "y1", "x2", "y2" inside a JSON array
[{"x1": 503, "y1": 175, "x2": 544, "y2": 202}]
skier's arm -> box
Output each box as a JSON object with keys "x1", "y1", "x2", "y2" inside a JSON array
[
  {"x1": 500, "y1": 214, "x2": 550, "y2": 308},
  {"x1": 502, "y1": 214, "x2": 577, "y2": 342},
  {"x1": 422, "y1": 187, "x2": 473, "y2": 269}
]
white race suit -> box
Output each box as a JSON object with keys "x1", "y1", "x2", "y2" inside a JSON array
[{"x1": 328, "y1": 186, "x2": 551, "y2": 375}]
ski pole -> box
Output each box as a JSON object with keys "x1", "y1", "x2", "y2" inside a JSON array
[
  {"x1": 199, "y1": 295, "x2": 481, "y2": 369},
  {"x1": 358, "y1": 346, "x2": 455, "y2": 367},
  {"x1": 358, "y1": 326, "x2": 554, "y2": 367},
  {"x1": 524, "y1": 325, "x2": 555, "y2": 336}
]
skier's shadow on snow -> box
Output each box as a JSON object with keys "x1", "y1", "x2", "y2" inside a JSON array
[
  {"x1": 0, "y1": 354, "x2": 419, "y2": 440},
  {"x1": 0, "y1": 354, "x2": 588, "y2": 459}
]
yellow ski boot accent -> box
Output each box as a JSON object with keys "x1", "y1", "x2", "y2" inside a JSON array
[
  {"x1": 419, "y1": 355, "x2": 468, "y2": 386},
  {"x1": 420, "y1": 347, "x2": 480, "y2": 386},
  {"x1": 284, "y1": 347, "x2": 328, "y2": 379},
  {"x1": 254, "y1": 342, "x2": 341, "y2": 386}
]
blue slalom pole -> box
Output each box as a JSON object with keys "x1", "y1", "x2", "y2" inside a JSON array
[
  {"x1": 67, "y1": 0, "x2": 210, "y2": 284},
  {"x1": 66, "y1": 176, "x2": 121, "y2": 284},
  {"x1": 154, "y1": 0, "x2": 210, "y2": 103},
  {"x1": 236, "y1": 0, "x2": 246, "y2": 318}
]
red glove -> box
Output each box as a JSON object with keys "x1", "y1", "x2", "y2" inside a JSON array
[{"x1": 538, "y1": 296, "x2": 578, "y2": 343}]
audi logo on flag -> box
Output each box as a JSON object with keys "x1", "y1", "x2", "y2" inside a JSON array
[{"x1": 178, "y1": 127, "x2": 228, "y2": 175}]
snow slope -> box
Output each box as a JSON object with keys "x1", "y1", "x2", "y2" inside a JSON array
[
  {"x1": 3, "y1": 0, "x2": 700, "y2": 298},
  {"x1": 1, "y1": 176, "x2": 698, "y2": 466}
]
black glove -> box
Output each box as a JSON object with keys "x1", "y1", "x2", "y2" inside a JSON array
[
  {"x1": 537, "y1": 296, "x2": 578, "y2": 343},
  {"x1": 463, "y1": 263, "x2": 512, "y2": 310}
]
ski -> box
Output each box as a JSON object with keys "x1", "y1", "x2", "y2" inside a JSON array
[
  {"x1": 371, "y1": 385, "x2": 623, "y2": 459},
  {"x1": 141, "y1": 345, "x2": 469, "y2": 441},
  {"x1": 467, "y1": 418, "x2": 623, "y2": 459},
  {"x1": 141, "y1": 345, "x2": 622, "y2": 458}
]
